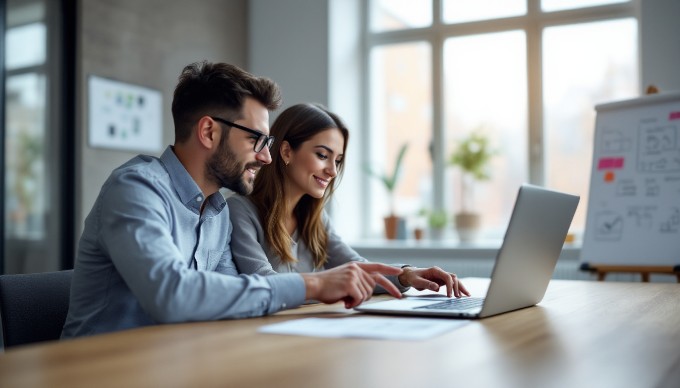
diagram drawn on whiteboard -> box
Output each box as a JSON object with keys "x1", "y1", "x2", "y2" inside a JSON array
[
  {"x1": 601, "y1": 128, "x2": 633, "y2": 153},
  {"x1": 594, "y1": 211, "x2": 624, "y2": 241},
  {"x1": 627, "y1": 206, "x2": 654, "y2": 229},
  {"x1": 637, "y1": 122, "x2": 680, "y2": 173},
  {"x1": 660, "y1": 207, "x2": 680, "y2": 233},
  {"x1": 615, "y1": 179, "x2": 636, "y2": 196},
  {"x1": 643, "y1": 177, "x2": 661, "y2": 197}
]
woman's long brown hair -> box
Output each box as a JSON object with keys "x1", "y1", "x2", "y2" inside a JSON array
[{"x1": 248, "y1": 103, "x2": 349, "y2": 268}]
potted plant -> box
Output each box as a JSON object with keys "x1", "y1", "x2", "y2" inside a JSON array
[
  {"x1": 365, "y1": 143, "x2": 408, "y2": 239},
  {"x1": 426, "y1": 209, "x2": 448, "y2": 241},
  {"x1": 449, "y1": 130, "x2": 495, "y2": 242}
]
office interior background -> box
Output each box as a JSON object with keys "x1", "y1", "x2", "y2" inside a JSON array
[{"x1": 2, "y1": 0, "x2": 679, "y2": 276}]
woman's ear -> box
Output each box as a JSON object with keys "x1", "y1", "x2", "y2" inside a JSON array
[{"x1": 280, "y1": 140, "x2": 292, "y2": 164}]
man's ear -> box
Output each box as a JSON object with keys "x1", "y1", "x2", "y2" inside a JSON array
[
  {"x1": 196, "y1": 116, "x2": 220, "y2": 149},
  {"x1": 280, "y1": 141, "x2": 292, "y2": 164}
]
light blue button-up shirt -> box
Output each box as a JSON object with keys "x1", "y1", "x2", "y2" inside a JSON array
[{"x1": 62, "y1": 146, "x2": 305, "y2": 338}]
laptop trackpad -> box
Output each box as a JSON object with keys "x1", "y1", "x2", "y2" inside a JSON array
[{"x1": 362, "y1": 299, "x2": 439, "y2": 311}]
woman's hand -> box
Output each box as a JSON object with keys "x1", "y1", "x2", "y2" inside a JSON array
[
  {"x1": 398, "y1": 266, "x2": 470, "y2": 298},
  {"x1": 301, "y1": 262, "x2": 403, "y2": 309}
]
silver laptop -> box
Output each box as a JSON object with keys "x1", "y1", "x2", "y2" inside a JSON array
[{"x1": 355, "y1": 184, "x2": 579, "y2": 319}]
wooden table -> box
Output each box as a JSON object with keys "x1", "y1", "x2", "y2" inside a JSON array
[{"x1": 1, "y1": 278, "x2": 679, "y2": 388}]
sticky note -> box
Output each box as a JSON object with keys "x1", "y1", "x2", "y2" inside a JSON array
[
  {"x1": 597, "y1": 157, "x2": 624, "y2": 170},
  {"x1": 604, "y1": 171, "x2": 615, "y2": 182}
]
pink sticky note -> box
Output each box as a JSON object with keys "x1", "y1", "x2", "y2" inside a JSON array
[
  {"x1": 597, "y1": 157, "x2": 624, "y2": 170},
  {"x1": 670, "y1": 111, "x2": 680, "y2": 120}
]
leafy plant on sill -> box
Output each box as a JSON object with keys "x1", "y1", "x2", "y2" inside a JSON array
[
  {"x1": 448, "y1": 130, "x2": 495, "y2": 214},
  {"x1": 365, "y1": 143, "x2": 409, "y2": 216},
  {"x1": 419, "y1": 208, "x2": 448, "y2": 230}
]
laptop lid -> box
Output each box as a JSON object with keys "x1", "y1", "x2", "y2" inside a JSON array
[
  {"x1": 478, "y1": 184, "x2": 579, "y2": 317},
  {"x1": 355, "y1": 184, "x2": 579, "y2": 318}
]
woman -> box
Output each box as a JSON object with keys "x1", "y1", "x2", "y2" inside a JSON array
[{"x1": 227, "y1": 103, "x2": 469, "y2": 299}]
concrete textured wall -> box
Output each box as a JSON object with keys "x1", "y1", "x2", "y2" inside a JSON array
[{"x1": 77, "y1": 0, "x2": 248, "y2": 234}]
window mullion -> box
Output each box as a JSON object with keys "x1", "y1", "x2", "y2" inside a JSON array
[
  {"x1": 360, "y1": 0, "x2": 371, "y2": 238},
  {"x1": 432, "y1": 0, "x2": 445, "y2": 211},
  {"x1": 527, "y1": 0, "x2": 544, "y2": 185}
]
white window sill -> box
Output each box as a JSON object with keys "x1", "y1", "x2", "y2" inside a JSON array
[
  {"x1": 349, "y1": 238, "x2": 581, "y2": 261},
  {"x1": 348, "y1": 239, "x2": 585, "y2": 280}
]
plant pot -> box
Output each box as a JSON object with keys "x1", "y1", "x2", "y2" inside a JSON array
[
  {"x1": 429, "y1": 227, "x2": 445, "y2": 241},
  {"x1": 383, "y1": 215, "x2": 400, "y2": 240},
  {"x1": 454, "y1": 212, "x2": 481, "y2": 243}
]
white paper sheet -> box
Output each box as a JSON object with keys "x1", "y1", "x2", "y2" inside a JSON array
[{"x1": 258, "y1": 316, "x2": 468, "y2": 341}]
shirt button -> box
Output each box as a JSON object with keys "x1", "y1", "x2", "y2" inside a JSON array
[
  {"x1": 196, "y1": 196, "x2": 203, "y2": 202},
  {"x1": 281, "y1": 303, "x2": 287, "y2": 309}
]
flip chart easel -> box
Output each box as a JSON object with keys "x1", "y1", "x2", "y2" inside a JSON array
[
  {"x1": 580, "y1": 87, "x2": 680, "y2": 282},
  {"x1": 580, "y1": 263, "x2": 680, "y2": 282}
]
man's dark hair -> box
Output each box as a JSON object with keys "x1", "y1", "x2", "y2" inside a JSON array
[{"x1": 171, "y1": 61, "x2": 282, "y2": 142}]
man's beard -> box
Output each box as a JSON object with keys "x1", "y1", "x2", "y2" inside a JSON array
[{"x1": 206, "y1": 137, "x2": 260, "y2": 195}]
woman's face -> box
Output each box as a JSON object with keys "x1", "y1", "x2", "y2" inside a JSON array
[{"x1": 284, "y1": 128, "x2": 345, "y2": 200}]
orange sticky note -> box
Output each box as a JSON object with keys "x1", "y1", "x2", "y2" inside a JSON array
[{"x1": 604, "y1": 171, "x2": 615, "y2": 182}]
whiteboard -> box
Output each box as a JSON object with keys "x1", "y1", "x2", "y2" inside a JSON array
[
  {"x1": 87, "y1": 75, "x2": 162, "y2": 153},
  {"x1": 581, "y1": 92, "x2": 680, "y2": 266}
]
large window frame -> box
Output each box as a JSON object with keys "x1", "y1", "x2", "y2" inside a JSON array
[
  {"x1": 2, "y1": 0, "x2": 76, "y2": 274},
  {"x1": 361, "y1": 0, "x2": 639, "y2": 240}
]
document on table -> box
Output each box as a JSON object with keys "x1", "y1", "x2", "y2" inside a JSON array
[{"x1": 258, "y1": 316, "x2": 468, "y2": 341}]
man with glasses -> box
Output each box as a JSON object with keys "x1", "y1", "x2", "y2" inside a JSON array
[{"x1": 62, "y1": 61, "x2": 403, "y2": 338}]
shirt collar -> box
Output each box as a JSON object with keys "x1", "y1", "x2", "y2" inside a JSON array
[{"x1": 159, "y1": 146, "x2": 210, "y2": 213}]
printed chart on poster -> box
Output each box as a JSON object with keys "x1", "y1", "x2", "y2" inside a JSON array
[
  {"x1": 581, "y1": 92, "x2": 680, "y2": 266},
  {"x1": 88, "y1": 75, "x2": 162, "y2": 153}
]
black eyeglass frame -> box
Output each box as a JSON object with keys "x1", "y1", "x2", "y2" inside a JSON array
[{"x1": 210, "y1": 116, "x2": 275, "y2": 153}]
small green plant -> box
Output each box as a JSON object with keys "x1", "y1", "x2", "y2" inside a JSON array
[
  {"x1": 365, "y1": 143, "x2": 408, "y2": 215},
  {"x1": 418, "y1": 208, "x2": 447, "y2": 229},
  {"x1": 449, "y1": 130, "x2": 495, "y2": 213},
  {"x1": 428, "y1": 209, "x2": 448, "y2": 229}
]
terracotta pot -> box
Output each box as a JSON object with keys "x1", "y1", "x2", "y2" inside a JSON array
[
  {"x1": 454, "y1": 212, "x2": 481, "y2": 242},
  {"x1": 383, "y1": 215, "x2": 400, "y2": 240}
]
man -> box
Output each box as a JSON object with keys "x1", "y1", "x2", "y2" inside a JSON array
[{"x1": 62, "y1": 61, "x2": 402, "y2": 338}]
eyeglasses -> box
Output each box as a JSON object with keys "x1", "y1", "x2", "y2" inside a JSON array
[{"x1": 210, "y1": 116, "x2": 275, "y2": 153}]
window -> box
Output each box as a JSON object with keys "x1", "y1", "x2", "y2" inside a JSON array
[
  {"x1": 3, "y1": 0, "x2": 75, "y2": 273},
  {"x1": 5, "y1": 4, "x2": 49, "y2": 241},
  {"x1": 364, "y1": 0, "x2": 638, "y2": 241}
]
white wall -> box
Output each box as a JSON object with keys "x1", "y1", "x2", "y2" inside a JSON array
[
  {"x1": 248, "y1": 0, "x2": 330, "y2": 115},
  {"x1": 248, "y1": 0, "x2": 363, "y2": 240},
  {"x1": 640, "y1": 0, "x2": 680, "y2": 91}
]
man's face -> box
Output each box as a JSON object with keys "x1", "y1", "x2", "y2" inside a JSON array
[{"x1": 205, "y1": 98, "x2": 272, "y2": 195}]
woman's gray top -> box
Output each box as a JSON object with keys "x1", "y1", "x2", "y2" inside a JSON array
[{"x1": 226, "y1": 195, "x2": 409, "y2": 292}]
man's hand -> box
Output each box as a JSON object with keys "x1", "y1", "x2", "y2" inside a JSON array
[
  {"x1": 398, "y1": 266, "x2": 471, "y2": 298},
  {"x1": 301, "y1": 262, "x2": 403, "y2": 309}
]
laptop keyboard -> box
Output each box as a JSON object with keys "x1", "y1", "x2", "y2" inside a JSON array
[{"x1": 416, "y1": 297, "x2": 485, "y2": 311}]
